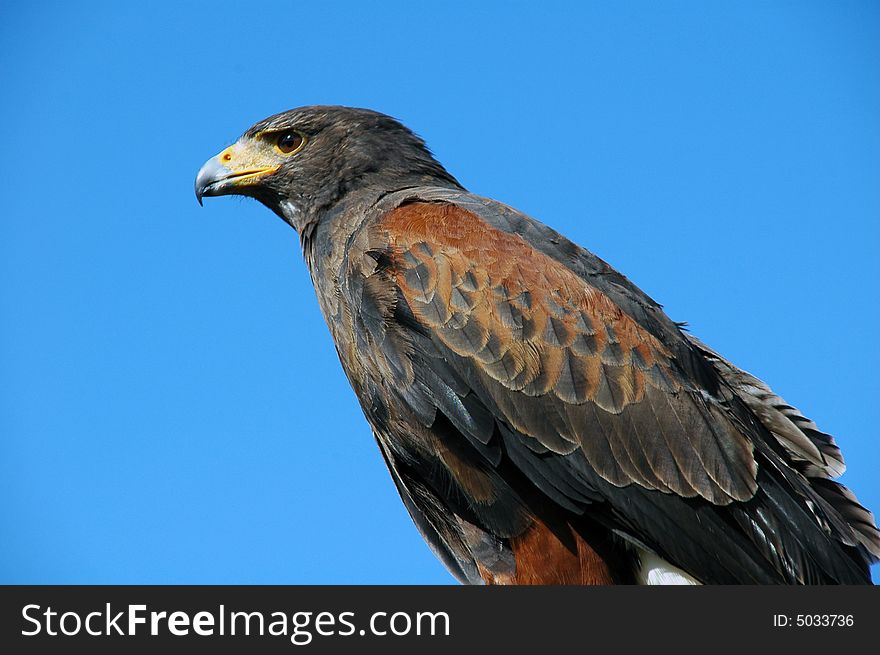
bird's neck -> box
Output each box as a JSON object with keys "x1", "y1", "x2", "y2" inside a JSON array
[{"x1": 293, "y1": 186, "x2": 378, "y2": 276}]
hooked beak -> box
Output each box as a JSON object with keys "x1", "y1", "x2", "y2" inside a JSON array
[
  {"x1": 194, "y1": 156, "x2": 230, "y2": 206},
  {"x1": 195, "y1": 144, "x2": 279, "y2": 206}
]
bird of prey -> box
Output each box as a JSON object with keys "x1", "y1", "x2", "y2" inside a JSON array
[{"x1": 196, "y1": 106, "x2": 878, "y2": 584}]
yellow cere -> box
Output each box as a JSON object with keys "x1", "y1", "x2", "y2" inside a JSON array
[{"x1": 215, "y1": 138, "x2": 281, "y2": 184}]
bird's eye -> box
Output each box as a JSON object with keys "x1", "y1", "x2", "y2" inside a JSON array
[{"x1": 275, "y1": 131, "x2": 305, "y2": 154}]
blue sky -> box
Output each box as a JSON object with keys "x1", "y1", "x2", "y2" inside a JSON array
[{"x1": 1, "y1": 1, "x2": 877, "y2": 584}]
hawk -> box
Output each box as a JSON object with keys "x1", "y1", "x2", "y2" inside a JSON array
[{"x1": 196, "y1": 106, "x2": 879, "y2": 584}]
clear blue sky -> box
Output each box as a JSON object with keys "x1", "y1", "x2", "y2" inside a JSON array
[{"x1": 1, "y1": 1, "x2": 877, "y2": 584}]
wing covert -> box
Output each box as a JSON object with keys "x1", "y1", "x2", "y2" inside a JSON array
[{"x1": 378, "y1": 201, "x2": 758, "y2": 506}]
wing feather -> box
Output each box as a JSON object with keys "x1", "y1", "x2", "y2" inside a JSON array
[
  {"x1": 342, "y1": 192, "x2": 876, "y2": 583},
  {"x1": 381, "y1": 201, "x2": 756, "y2": 505}
]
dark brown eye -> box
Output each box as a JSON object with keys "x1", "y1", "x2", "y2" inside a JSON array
[{"x1": 276, "y1": 131, "x2": 304, "y2": 154}]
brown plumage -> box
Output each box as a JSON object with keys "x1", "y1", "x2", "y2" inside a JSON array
[
  {"x1": 494, "y1": 517, "x2": 618, "y2": 585},
  {"x1": 381, "y1": 202, "x2": 756, "y2": 504},
  {"x1": 196, "y1": 106, "x2": 879, "y2": 584}
]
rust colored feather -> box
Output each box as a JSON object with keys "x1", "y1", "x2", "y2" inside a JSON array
[
  {"x1": 382, "y1": 202, "x2": 678, "y2": 411},
  {"x1": 377, "y1": 201, "x2": 759, "y2": 505},
  {"x1": 480, "y1": 516, "x2": 617, "y2": 585}
]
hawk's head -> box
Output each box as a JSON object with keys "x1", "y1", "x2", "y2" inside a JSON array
[{"x1": 195, "y1": 106, "x2": 460, "y2": 230}]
